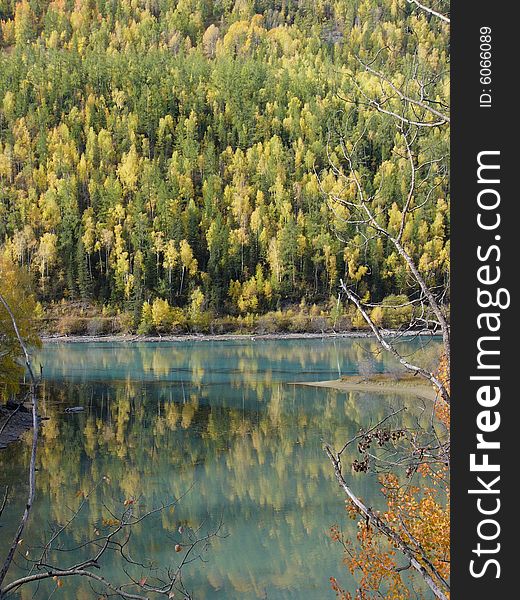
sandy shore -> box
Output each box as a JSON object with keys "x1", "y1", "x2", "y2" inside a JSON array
[
  {"x1": 297, "y1": 373, "x2": 436, "y2": 401},
  {"x1": 40, "y1": 330, "x2": 437, "y2": 344}
]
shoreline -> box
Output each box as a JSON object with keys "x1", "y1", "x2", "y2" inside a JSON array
[
  {"x1": 296, "y1": 374, "x2": 436, "y2": 401},
  {"x1": 40, "y1": 330, "x2": 439, "y2": 344}
]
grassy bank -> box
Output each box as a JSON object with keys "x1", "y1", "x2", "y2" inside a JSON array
[{"x1": 37, "y1": 298, "x2": 425, "y2": 338}]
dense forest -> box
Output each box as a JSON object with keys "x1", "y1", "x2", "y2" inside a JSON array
[
  {"x1": 0, "y1": 0, "x2": 450, "y2": 332},
  {"x1": 0, "y1": 4, "x2": 451, "y2": 598}
]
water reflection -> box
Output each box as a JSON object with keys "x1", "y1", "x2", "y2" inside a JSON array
[{"x1": 0, "y1": 338, "x2": 440, "y2": 599}]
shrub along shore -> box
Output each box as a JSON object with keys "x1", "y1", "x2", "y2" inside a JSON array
[{"x1": 37, "y1": 298, "x2": 442, "y2": 338}]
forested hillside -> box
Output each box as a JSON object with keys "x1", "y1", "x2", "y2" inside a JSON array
[{"x1": 0, "y1": 0, "x2": 449, "y2": 331}]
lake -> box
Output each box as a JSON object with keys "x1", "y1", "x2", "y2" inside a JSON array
[{"x1": 0, "y1": 337, "x2": 440, "y2": 599}]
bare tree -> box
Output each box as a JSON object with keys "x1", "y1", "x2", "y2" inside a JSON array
[
  {"x1": 325, "y1": 119, "x2": 450, "y2": 402},
  {"x1": 0, "y1": 292, "x2": 223, "y2": 599},
  {"x1": 323, "y1": 4, "x2": 450, "y2": 599}
]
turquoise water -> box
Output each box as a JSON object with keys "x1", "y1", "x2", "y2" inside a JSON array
[{"x1": 0, "y1": 338, "x2": 440, "y2": 599}]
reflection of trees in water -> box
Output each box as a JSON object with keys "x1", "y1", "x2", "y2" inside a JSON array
[
  {"x1": 36, "y1": 339, "x2": 442, "y2": 386},
  {"x1": 2, "y1": 339, "x2": 440, "y2": 598}
]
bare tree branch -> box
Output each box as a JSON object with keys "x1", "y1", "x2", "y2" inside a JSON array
[
  {"x1": 356, "y1": 57, "x2": 450, "y2": 125},
  {"x1": 330, "y1": 133, "x2": 451, "y2": 378},
  {"x1": 0, "y1": 291, "x2": 222, "y2": 599},
  {"x1": 0, "y1": 487, "x2": 8, "y2": 521},
  {"x1": 325, "y1": 445, "x2": 449, "y2": 600},
  {"x1": 340, "y1": 281, "x2": 450, "y2": 405},
  {"x1": 406, "y1": 0, "x2": 450, "y2": 23},
  {"x1": 0, "y1": 292, "x2": 39, "y2": 591}
]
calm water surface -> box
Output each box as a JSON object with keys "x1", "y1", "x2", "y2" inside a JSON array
[{"x1": 0, "y1": 338, "x2": 440, "y2": 599}]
